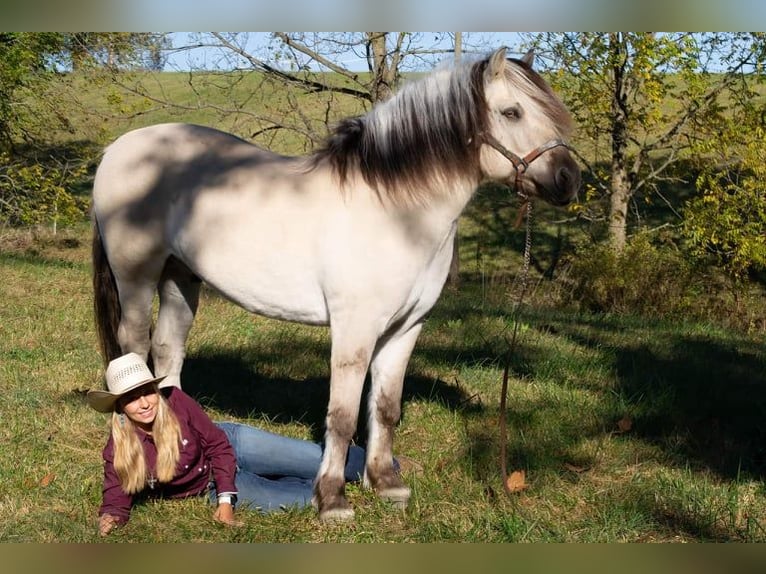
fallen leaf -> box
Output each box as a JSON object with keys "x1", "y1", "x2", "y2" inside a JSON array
[
  {"x1": 505, "y1": 470, "x2": 527, "y2": 493},
  {"x1": 617, "y1": 416, "x2": 633, "y2": 433},
  {"x1": 40, "y1": 473, "x2": 55, "y2": 487}
]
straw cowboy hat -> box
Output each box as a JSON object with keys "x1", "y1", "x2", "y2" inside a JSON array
[{"x1": 87, "y1": 353, "x2": 167, "y2": 413}]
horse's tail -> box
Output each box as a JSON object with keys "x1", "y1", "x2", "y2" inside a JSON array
[{"x1": 92, "y1": 218, "x2": 122, "y2": 364}]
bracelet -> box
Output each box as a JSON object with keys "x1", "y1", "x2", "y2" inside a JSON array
[{"x1": 218, "y1": 495, "x2": 232, "y2": 505}]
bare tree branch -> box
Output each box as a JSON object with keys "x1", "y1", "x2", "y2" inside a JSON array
[{"x1": 211, "y1": 32, "x2": 372, "y2": 101}]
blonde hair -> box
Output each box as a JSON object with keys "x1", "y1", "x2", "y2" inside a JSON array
[{"x1": 110, "y1": 387, "x2": 182, "y2": 494}]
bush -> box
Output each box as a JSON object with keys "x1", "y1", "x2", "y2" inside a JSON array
[
  {"x1": 561, "y1": 233, "x2": 696, "y2": 317},
  {"x1": 0, "y1": 154, "x2": 89, "y2": 230},
  {"x1": 682, "y1": 126, "x2": 766, "y2": 282}
]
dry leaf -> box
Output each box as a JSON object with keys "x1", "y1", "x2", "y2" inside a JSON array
[
  {"x1": 505, "y1": 470, "x2": 527, "y2": 493},
  {"x1": 617, "y1": 416, "x2": 633, "y2": 433},
  {"x1": 40, "y1": 473, "x2": 55, "y2": 487}
]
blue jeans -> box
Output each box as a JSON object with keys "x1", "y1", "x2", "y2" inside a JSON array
[{"x1": 212, "y1": 422, "x2": 367, "y2": 513}]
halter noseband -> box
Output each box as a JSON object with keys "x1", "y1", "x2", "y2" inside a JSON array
[{"x1": 481, "y1": 133, "x2": 568, "y2": 197}]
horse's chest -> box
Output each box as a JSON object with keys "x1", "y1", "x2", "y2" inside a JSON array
[{"x1": 402, "y1": 223, "x2": 457, "y2": 316}]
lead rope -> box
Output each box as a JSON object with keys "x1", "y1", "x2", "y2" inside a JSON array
[{"x1": 499, "y1": 198, "x2": 533, "y2": 496}]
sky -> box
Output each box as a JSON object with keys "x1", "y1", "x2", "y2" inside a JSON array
[{"x1": 163, "y1": 32, "x2": 526, "y2": 73}]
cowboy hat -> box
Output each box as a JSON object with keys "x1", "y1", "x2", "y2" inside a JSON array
[{"x1": 87, "y1": 353, "x2": 167, "y2": 413}]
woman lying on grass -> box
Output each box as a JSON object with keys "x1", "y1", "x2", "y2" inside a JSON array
[{"x1": 87, "y1": 352, "x2": 370, "y2": 536}]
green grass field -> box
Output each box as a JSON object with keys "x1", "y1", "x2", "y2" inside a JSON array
[{"x1": 1, "y1": 219, "x2": 764, "y2": 543}]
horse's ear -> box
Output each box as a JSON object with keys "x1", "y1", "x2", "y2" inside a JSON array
[
  {"x1": 486, "y1": 47, "x2": 508, "y2": 80},
  {"x1": 522, "y1": 49, "x2": 535, "y2": 69}
]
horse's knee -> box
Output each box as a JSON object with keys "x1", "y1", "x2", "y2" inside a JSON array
[
  {"x1": 373, "y1": 390, "x2": 401, "y2": 427},
  {"x1": 117, "y1": 327, "x2": 150, "y2": 359},
  {"x1": 325, "y1": 407, "x2": 357, "y2": 441}
]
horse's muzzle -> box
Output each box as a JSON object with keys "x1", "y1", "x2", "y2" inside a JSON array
[{"x1": 551, "y1": 162, "x2": 581, "y2": 206}]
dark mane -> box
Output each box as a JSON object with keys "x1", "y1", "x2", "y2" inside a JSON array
[{"x1": 312, "y1": 58, "x2": 490, "y2": 203}]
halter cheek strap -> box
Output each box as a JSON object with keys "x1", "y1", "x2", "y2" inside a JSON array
[{"x1": 481, "y1": 133, "x2": 569, "y2": 196}]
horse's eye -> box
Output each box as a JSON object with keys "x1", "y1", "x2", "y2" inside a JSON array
[{"x1": 502, "y1": 106, "x2": 522, "y2": 120}]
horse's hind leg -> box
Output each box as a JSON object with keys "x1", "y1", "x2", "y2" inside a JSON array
[
  {"x1": 365, "y1": 323, "x2": 422, "y2": 509},
  {"x1": 152, "y1": 257, "x2": 201, "y2": 389},
  {"x1": 116, "y1": 272, "x2": 162, "y2": 363}
]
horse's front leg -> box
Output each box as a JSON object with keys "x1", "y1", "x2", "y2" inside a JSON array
[
  {"x1": 365, "y1": 323, "x2": 422, "y2": 508},
  {"x1": 314, "y1": 329, "x2": 375, "y2": 522}
]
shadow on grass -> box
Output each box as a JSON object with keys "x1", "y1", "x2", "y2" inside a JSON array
[
  {"x1": 0, "y1": 248, "x2": 88, "y2": 271},
  {"x1": 521, "y1": 312, "x2": 766, "y2": 481},
  {"x1": 182, "y1": 295, "x2": 766, "y2": 486},
  {"x1": 614, "y1": 335, "x2": 766, "y2": 479},
  {"x1": 181, "y1": 353, "x2": 476, "y2": 444}
]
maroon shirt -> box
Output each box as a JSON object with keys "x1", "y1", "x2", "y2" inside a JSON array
[{"x1": 98, "y1": 387, "x2": 237, "y2": 524}]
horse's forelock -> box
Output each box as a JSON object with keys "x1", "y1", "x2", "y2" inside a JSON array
[{"x1": 506, "y1": 58, "x2": 573, "y2": 137}]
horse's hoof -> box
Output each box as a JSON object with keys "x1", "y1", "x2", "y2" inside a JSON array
[
  {"x1": 319, "y1": 506, "x2": 355, "y2": 523},
  {"x1": 379, "y1": 486, "x2": 411, "y2": 509}
]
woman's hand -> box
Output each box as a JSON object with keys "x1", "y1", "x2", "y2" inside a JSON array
[
  {"x1": 213, "y1": 503, "x2": 244, "y2": 527},
  {"x1": 98, "y1": 513, "x2": 119, "y2": 536}
]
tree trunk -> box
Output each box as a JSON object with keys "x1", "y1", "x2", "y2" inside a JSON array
[
  {"x1": 609, "y1": 166, "x2": 630, "y2": 252},
  {"x1": 607, "y1": 33, "x2": 630, "y2": 252},
  {"x1": 367, "y1": 33, "x2": 394, "y2": 102}
]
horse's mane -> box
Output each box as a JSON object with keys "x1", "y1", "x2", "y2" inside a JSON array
[{"x1": 311, "y1": 53, "x2": 572, "y2": 204}]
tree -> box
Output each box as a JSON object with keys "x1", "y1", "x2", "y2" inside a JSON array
[
  {"x1": 683, "y1": 118, "x2": 766, "y2": 282},
  {"x1": 527, "y1": 32, "x2": 765, "y2": 251},
  {"x1": 0, "y1": 33, "x2": 63, "y2": 152},
  {"x1": 0, "y1": 33, "x2": 169, "y2": 229},
  {"x1": 61, "y1": 33, "x2": 170, "y2": 71}
]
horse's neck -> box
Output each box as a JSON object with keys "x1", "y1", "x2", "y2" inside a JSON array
[
  {"x1": 400, "y1": 178, "x2": 478, "y2": 240},
  {"x1": 433, "y1": 178, "x2": 479, "y2": 222}
]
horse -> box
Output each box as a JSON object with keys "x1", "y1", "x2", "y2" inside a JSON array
[{"x1": 91, "y1": 47, "x2": 580, "y2": 521}]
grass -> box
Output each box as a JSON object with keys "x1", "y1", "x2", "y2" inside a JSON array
[
  {"x1": 3, "y1": 65, "x2": 765, "y2": 543},
  {"x1": 1, "y1": 221, "x2": 765, "y2": 543}
]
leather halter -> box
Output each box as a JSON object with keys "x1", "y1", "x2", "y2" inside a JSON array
[{"x1": 481, "y1": 133, "x2": 569, "y2": 197}]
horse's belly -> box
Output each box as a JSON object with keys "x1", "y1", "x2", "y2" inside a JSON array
[
  {"x1": 206, "y1": 267, "x2": 329, "y2": 324},
  {"x1": 181, "y1": 236, "x2": 329, "y2": 324}
]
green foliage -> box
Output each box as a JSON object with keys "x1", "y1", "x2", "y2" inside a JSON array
[
  {"x1": 0, "y1": 33, "x2": 168, "y2": 230},
  {"x1": 0, "y1": 154, "x2": 89, "y2": 228},
  {"x1": 563, "y1": 233, "x2": 695, "y2": 317},
  {"x1": 0, "y1": 33, "x2": 64, "y2": 150},
  {"x1": 61, "y1": 33, "x2": 169, "y2": 71},
  {"x1": 530, "y1": 33, "x2": 766, "y2": 251},
  {"x1": 683, "y1": 126, "x2": 766, "y2": 281}
]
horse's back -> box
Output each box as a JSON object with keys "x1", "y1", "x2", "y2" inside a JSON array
[
  {"x1": 90, "y1": 122, "x2": 450, "y2": 328},
  {"x1": 93, "y1": 123, "x2": 278, "y2": 207},
  {"x1": 92, "y1": 122, "x2": 293, "y2": 250}
]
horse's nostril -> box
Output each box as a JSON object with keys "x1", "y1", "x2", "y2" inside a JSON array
[{"x1": 556, "y1": 166, "x2": 580, "y2": 193}]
